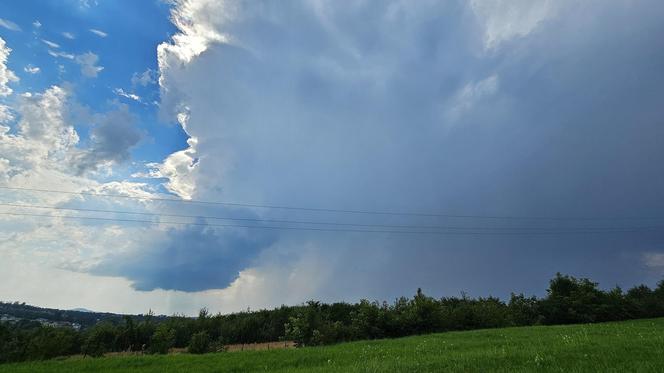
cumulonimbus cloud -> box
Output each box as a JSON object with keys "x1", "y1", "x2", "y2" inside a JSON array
[
  {"x1": 145, "y1": 0, "x2": 664, "y2": 299},
  {"x1": 4, "y1": 0, "x2": 664, "y2": 314}
]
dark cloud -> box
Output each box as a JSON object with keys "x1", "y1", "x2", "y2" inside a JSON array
[
  {"x1": 91, "y1": 213, "x2": 277, "y2": 292},
  {"x1": 120, "y1": 0, "x2": 664, "y2": 297},
  {"x1": 74, "y1": 105, "x2": 143, "y2": 174}
]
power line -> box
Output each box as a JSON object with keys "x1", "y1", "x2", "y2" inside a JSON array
[
  {"x1": 1, "y1": 211, "x2": 663, "y2": 235},
  {"x1": 0, "y1": 202, "x2": 471, "y2": 230},
  {"x1": 2, "y1": 185, "x2": 663, "y2": 221},
  {"x1": 0, "y1": 202, "x2": 659, "y2": 232},
  {"x1": 2, "y1": 185, "x2": 454, "y2": 217}
]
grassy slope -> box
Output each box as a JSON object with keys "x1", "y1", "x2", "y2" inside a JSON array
[{"x1": 3, "y1": 318, "x2": 664, "y2": 373}]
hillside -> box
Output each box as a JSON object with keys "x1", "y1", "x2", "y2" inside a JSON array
[
  {"x1": 3, "y1": 318, "x2": 663, "y2": 372},
  {"x1": 0, "y1": 302, "x2": 166, "y2": 329}
]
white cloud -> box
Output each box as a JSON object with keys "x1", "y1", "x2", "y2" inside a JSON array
[
  {"x1": 42, "y1": 39, "x2": 60, "y2": 49},
  {"x1": 92, "y1": 181, "x2": 157, "y2": 199},
  {"x1": 156, "y1": 0, "x2": 230, "y2": 64},
  {"x1": 75, "y1": 52, "x2": 104, "y2": 78},
  {"x1": 48, "y1": 50, "x2": 75, "y2": 60},
  {"x1": 1, "y1": 86, "x2": 141, "y2": 179},
  {"x1": 80, "y1": 0, "x2": 98, "y2": 8},
  {"x1": 135, "y1": 136, "x2": 198, "y2": 199},
  {"x1": 445, "y1": 74, "x2": 499, "y2": 124},
  {"x1": 62, "y1": 32, "x2": 75, "y2": 40},
  {"x1": 0, "y1": 18, "x2": 21, "y2": 32},
  {"x1": 131, "y1": 68, "x2": 157, "y2": 87},
  {"x1": 0, "y1": 104, "x2": 14, "y2": 124},
  {"x1": 24, "y1": 65, "x2": 41, "y2": 74},
  {"x1": 470, "y1": 0, "x2": 560, "y2": 50},
  {"x1": 32, "y1": 20, "x2": 42, "y2": 28},
  {"x1": 89, "y1": 28, "x2": 108, "y2": 38},
  {"x1": 1, "y1": 90, "x2": 134, "y2": 181},
  {"x1": 0, "y1": 86, "x2": 88, "y2": 200},
  {"x1": 0, "y1": 37, "x2": 19, "y2": 97},
  {"x1": 15, "y1": 86, "x2": 79, "y2": 156},
  {"x1": 113, "y1": 88, "x2": 141, "y2": 102}
]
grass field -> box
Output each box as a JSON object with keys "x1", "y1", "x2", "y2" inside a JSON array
[{"x1": 2, "y1": 318, "x2": 664, "y2": 372}]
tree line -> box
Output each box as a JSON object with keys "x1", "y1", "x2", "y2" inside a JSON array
[{"x1": 2, "y1": 273, "x2": 664, "y2": 363}]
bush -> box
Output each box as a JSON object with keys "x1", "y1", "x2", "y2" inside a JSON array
[
  {"x1": 188, "y1": 331, "x2": 211, "y2": 354},
  {"x1": 26, "y1": 327, "x2": 80, "y2": 360},
  {"x1": 508, "y1": 293, "x2": 541, "y2": 326},
  {"x1": 82, "y1": 322, "x2": 117, "y2": 358},
  {"x1": 149, "y1": 324, "x2": 175, "y2": 354},
  {"x1": 540, "y1": 273, "x2": 612, "y2": 324}
]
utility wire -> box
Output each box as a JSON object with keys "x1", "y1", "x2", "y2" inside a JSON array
[
  {"x1": 0, "y1": 202, "x2": 659, "y2": 232},
  {"x1": 2, "y1": 185, "x2": 663, "y2": 221},
  {"x1": 1, "y1": 186, "x2": 453, "y2": 217},
  {"x1": 2, "y1": 211, "x2": 664, "y2": 235}
]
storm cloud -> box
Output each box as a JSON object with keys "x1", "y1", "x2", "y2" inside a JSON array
[
  {"x1": 3, "y1": 0, "x2": 664, "y2": 315},
  {"x1": 144, "y1": 0, "x2": 664, "y2": 299},
  {"x1": 92, "y1": 215, "x2": 277, "y2": 292}
]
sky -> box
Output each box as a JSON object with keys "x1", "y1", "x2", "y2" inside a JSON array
[{"x1": 1, "y1": 0, "x2": 664, "y2": 315}]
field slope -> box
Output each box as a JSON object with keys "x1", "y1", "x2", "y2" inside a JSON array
[{"x1": 2, "y1": 318, "x2": 664, "y2": 372}]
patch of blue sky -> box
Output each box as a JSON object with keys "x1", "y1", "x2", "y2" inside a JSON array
[{"x1": 0, "y1": 0, "x2": 188, "y2": 169}]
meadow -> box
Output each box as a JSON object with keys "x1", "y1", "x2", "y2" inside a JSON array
[{"x1": 2, "y1": 317, "x2": 663, "y2": 372}]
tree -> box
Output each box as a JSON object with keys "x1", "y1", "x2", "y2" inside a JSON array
[
  {"x1": 508, "y1": 293, "x2": 541, "y2": 326},
  {"x1": 284, "y1": 301, "x2": 325, "y2": 347},
  {"x1": 409, "y1": 288, "x2": 444, "y2": 333},
  {"x1": 116, "y1": 316, "x2": 138, "y2": 352},
  {"x1": 149, "y1": 324, "x2": 175, "y2": 354},
  {"x1": 26, "y1": 327, "x2": 80, "y2": 360},
  {"x1": 188, "y1": 331, "x2": 211, "y2": 354},
  {"x1": 163, "y1": 315, "x2": 195, "y2": 348},
  {"x1": 350, "y1": 300, "x2": 385, "y2": 340},
  {"x1": 82, "y1": 322, "x2": 118, "y2": 357},
  {"x1": 540, "y1": 273, "x2": 605, "y2": 324},
  {"x1": 136, "y1": 311, "x2": 157, "y2": 351}
]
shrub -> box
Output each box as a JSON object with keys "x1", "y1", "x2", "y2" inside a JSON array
[
  {"x1": 149, "y1": 324, "x2": 175, "y2": 354},
  {"x1": 82, "y1": 322, "x2": 117, "y2": 357},
  {"x1": 188, "y1": 331, "x2": 211, "y2": 354}
]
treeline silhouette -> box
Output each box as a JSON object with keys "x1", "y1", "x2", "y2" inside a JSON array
[
  {"x1": 2, "y1": 273, "x2": 664, "y2": 363},
  {"x1": 0, "y1": 302, "x2": 165, "y2": 328}
]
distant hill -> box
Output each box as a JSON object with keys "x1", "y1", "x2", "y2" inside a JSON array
[
  {"x1": 69, "y1": 307, "x2": 95, "y2": 313},
  {"x1": 0, "y1": 301, "x2": 167, "y2": 329}
]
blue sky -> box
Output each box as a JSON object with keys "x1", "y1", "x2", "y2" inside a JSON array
[
  {"x1": 1, "y1": 0, "x2": 664, "y2": 315},
  {"x1": 0, "y1": 0, "x2": 187, "y2": 170}
]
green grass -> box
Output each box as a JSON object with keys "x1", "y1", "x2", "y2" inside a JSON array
[{"x1": 3, "y1": 318, "x2": 664, "y2": 372}]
